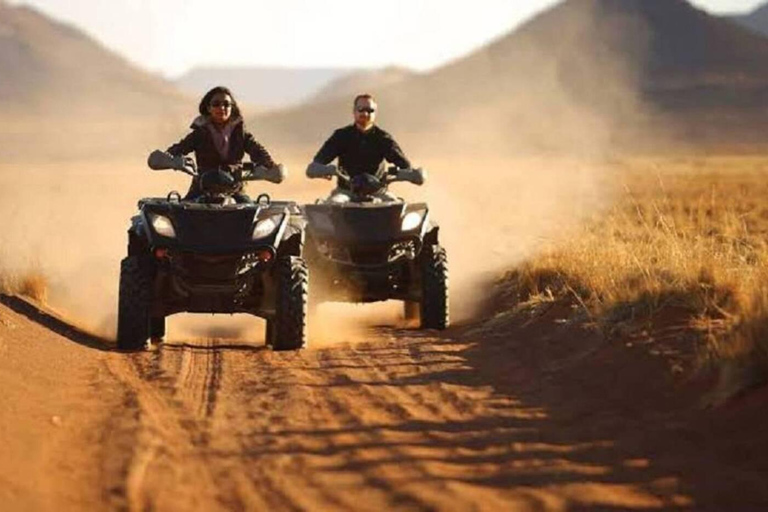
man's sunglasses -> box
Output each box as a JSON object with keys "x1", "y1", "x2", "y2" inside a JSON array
[
  {"x1": 210, "y1": 100, "x2": 232, "y2": 108},
  {"x1": 356, "y1": 107, "x2": 376, "y2": 114}
]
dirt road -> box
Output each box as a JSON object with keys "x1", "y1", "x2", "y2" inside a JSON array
[{"x1": 2, "y1": 294, "x2": 768, "y2": 511}]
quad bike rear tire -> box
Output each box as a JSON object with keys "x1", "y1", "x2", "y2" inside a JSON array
[
  {"x1": 117, "y1": 256, "x2": 153, "y2": 350},
  {"x1": 404, "y1": 301, "x2": 420, "y2": 322},
  {"x1": 271, "y1": 256, "x2": 309, "y2": 351},
  {"x1": 420, "y1": 244, "x2": 449, "y2": 330}
]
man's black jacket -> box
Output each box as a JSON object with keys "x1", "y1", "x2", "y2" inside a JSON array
[{"x1": 313, "y1": 125, "x2": 411, "y2": 182}]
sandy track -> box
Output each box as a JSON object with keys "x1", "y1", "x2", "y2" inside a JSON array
[
  {"x1": 100, "y1": 331, "x2": 518, "y2": 511},
  {"x1": 0, "y1": 291, "x2": 515, "y2": 512},
  {"x1": 3, "y1": 294, "x2": 768, "y2": 511}
]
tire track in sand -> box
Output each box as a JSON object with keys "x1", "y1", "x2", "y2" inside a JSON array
[
  {"x1": 199, "y1": 330, "x2": 504, "y2": 512},
  {"x1": 103, "y1": 339, "x2": 227, "y2": 511},
  {"x1": 101, "y1": 328, "x2": 536, "y2": 511}
]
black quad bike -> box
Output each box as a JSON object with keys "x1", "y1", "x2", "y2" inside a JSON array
[
  {"x1": 303, "y1": 164, "x2": 448, "y2": 329},
  {"x1": 116, "y1": 151, "x2": 308, "y2": 351}
]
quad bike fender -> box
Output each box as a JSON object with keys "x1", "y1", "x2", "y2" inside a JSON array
[
  {"x1": 275, "y1": 211, "x2": 306, "y2": 257},
  {"x1": 134, "y1": 209, "x2": 169, "y2": 249},
  {"x1": 424, "y1": 222, "x2": 440, "y2": 246},
  {"x1": 129, "y1": 214, "x2": 145, "y2": 236},
  {"x1": 127, "y1": 215, "x2": 150, "y2": 256},
  {"x1": 277, "y1": 224, "x2": 305, "y2": 257}
]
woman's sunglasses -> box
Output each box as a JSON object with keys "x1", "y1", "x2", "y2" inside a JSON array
[{"x1": 211, "y1": 100, "x2": 232, "y2": 108}]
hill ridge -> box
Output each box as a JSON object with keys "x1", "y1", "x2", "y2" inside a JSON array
[
  {"x1": 0, "y1": 1, "x2": 185, "y2": 117},
  {"x1": 254, "y1": 0, "x2": 768, "y2": 152}
]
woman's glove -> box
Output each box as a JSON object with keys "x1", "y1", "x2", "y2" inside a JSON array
[
  {"x1": 250, "y1": 163, "x2": 286, "y2": 183},
  {"x1": 147, "y1": 149, "x2": 195, "y2": 174},
  {"x1": 265, "y1": 163, "x2": 286, "y2": 184}
]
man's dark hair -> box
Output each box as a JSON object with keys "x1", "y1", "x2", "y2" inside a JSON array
[
  {"x1": 353, "y1": 93, "x2": 376, "y2": 109},
  {"x1": 199, "y1": 86, "x2": 242, "y2": 119}
]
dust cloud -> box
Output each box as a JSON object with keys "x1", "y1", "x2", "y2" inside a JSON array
[
  {"x1": 0, "y1": 153, "x2": 617, "y2": 345},
  {"x1": 0, "y1": 0, "x2": 661, "y2": 344}
]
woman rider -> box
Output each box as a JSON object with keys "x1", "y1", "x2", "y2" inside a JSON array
[{"x1": 163, "y1": 86, "x2": 282, "y2": 202}]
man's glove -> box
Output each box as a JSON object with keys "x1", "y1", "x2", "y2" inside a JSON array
[
  {"x1": 306, "y1": 161, "x2": 337, "y2": 180},
  {"x1": 397, "y1": 167, "x2": 426, "y2": 186}
]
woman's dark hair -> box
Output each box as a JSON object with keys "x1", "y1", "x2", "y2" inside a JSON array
[{"x1": 198, "y1": 86, "x2": 242, "y2": 119}]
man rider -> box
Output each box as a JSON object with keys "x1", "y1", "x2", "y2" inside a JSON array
[{"x1": 307, "y1": 94, "x2": 413, "y2": 202}]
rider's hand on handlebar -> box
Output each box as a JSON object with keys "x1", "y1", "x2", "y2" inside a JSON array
[
  {"x1": 170, "y1": 155, "x2": 195, "y2": 173},
  {"x1": 170, "y1": 155, "x2": 185, "y2": 169},
  {"x1": 265, "y1": 163, "x2": 286, "y2": 184},
  {"x1": 320, "y1": 164, "x2": 336, "y2": 180},
  {"x1": 396, "y1": 167, "x2": 426, "y2": 186},
  {"x1": 306, "y1": 162, "x2": 337, "y2": 180}
]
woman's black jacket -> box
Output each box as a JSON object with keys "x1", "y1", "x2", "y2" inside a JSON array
[{"x1": 167, "y1": 116, "x2": 276, "y2": 198}]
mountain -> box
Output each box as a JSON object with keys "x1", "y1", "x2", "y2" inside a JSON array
[
  {"x1": 0, "y1": 1, "x2": 189, "y2": 159},
  {"x1": 0, "y1": 2, "x2": 186, "y2": 119},
  {"x1": 176, "y1": 66, "x2": 416, "y2": 112},
  {"x1": 730, "y1": 3, "x2": 768, "y2": 37},
  {"x1": 175, "y1": 67, "x2": 355, "y2": 112},
  {"x1": 255, "y1": 0, "x2": 768, "y2": 153},
  {"x1": 308, "y1": 66, "x2": 416, "y2": 103}
]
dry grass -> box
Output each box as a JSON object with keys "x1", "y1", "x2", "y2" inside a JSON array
[
  {"x1": 18, "y1": 272, "x2": 49, "y2": 304},
  {"x1": 496, "y1": 156, "x2": 768, "y2": 398},
  {"x1": 0, "y1": 270, "x2": 49, "y2": 304}
]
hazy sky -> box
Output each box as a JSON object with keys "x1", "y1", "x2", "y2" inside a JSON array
[{"x1": 6, "y1": 0, "x2": 765, "y2": 77}]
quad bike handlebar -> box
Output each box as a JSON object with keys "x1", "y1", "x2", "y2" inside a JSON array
[
  {"x1": 390, "y1": 166, "x2": 426, "y2": 186},
  {"x1": 147, "y1": 150, "x2": 285, "y2": 183},
  {"x1": 305, "y1": 162, "x2": 426, "y2": 186}
]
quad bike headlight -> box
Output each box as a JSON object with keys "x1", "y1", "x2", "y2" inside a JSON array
[
  {"x1": 150, "y1": 214, "x2": 176, "y2": 238},
  {"x1": 252, "y1": 214, "x2": 283, "y2": 240},
  {"x1": 401, "y1": 211, "x2": 424, "y2": 231}
]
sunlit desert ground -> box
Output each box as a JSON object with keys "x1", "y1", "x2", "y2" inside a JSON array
[
  {"x1": 3, "y1": 152, "x2": 768, "y2": 510},
  {"x1": 3, "y1": 153, "x2": 768, "y2": 373},
  {"x1": 0, "y1": 151, "x2": 608, "y2": 336}
]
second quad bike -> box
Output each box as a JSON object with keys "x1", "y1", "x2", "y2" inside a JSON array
[
  {"x1": 303, "y1": 164, "x2": 449, "y2": 329},
  {"x1": 116, "y1": 151, "x2": 308, "y2": 351}
]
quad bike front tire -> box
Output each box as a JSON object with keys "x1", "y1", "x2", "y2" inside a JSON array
[
  {"x1": 150, "y1": 316, "x2": 165, "y2": 340},
  {"x1": 117, "y1": 256, "x2": 153, "y2": 350},
  {"x1": 265, "y1": 319, "x2": 275, "y2": 348},
  {"x1": 271, "y1": 256, "x2": 309, "y2": 351},
  {"x1": 403, "y1": 301, "x2": 420, "y2": 322},
  {"x1": 420, "y1": 244, "x2": 449, "y2": 330}
]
